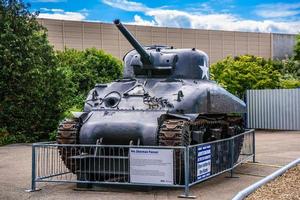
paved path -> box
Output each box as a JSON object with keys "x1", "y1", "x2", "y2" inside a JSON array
[{"x1": 0, "y1": 131, "x2": 299, "y2": 200}]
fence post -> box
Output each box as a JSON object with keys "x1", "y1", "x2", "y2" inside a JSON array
[
  {"x1": 227, "y1": 137, "x2": 239, "y2": 178},
  {"x1": 179, "y1": 146, "x2": 196, "y2": 199},
  {"x1": 26, "y1": 144, "x2": 40, "y2": 192},
  {"x1": 230, "y1": 138, "x2": 234, "y2": 177},
  {"x1": 243, "y1": 92, "x2": 248, "y2": 129},
  {"x1": 252, "y1": 130, "x2": 256, "y2": 163}
]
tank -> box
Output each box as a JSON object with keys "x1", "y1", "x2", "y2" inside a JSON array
[{"x1": 57, "y1": 20, "x2": 246, "y2": 180}]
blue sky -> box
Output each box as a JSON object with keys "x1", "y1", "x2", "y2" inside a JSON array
[{"x1": 26, "y1": 0, "x2": 300, "y2": 33}]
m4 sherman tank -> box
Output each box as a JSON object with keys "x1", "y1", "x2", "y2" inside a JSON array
[{"x1": 57, "y1": 20, "x2": 246, "y2": 180}]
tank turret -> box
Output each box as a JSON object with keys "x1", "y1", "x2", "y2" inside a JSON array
[{"x1": 114, "y1": 19, "x2": 209, "y2": 80}]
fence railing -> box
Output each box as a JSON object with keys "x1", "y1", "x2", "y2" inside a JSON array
[{"x1": 27, "y1": 129, "x2": 255, "y2": 198}]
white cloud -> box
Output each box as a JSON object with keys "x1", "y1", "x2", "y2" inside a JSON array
[
  {"x1": 129, "y1": 15, "x2": 155, "y2": 26},
  {"x1": 40, "y1": 7, "x2": 50, "y2": 11},
  {"x1": 102, "y1": 0, "x2": 149, "y2": 12},
  {"x1": 255, "y1": 2, "x2": 300, "y2": 18},
  {"x1": 50, "y1": 8, "x2": 65, "y2": 12},
  {"x1": 40, "y1": 8, "x2": 64, "y2": 12},
  {"x1": 38, "y1": 8, "x2": 88, "y2": 21},
  {"x1": 145, "y1": 9, "x2": 300, "y2": 33},
  {"x1": 31, "y1": 0, "x2": 66, "y2": 2},
  {"x1": 102, "y1": 0, "x2": 300, "y2": 34},
  {"x1": 186, "y1": 2, "x2": 214, "y2": 14}
]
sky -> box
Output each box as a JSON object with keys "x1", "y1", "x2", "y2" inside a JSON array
[{"x1": 25, "y1": 0, "x2": 300, "y2": 34}]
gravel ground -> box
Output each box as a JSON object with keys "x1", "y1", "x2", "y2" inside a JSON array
[{"x1": 246, "y1": 164, "x2": 300, "y2": 200}]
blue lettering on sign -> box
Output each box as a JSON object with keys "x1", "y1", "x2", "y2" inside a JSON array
[{"x1": 197, "y1": 144, "x2": 211, "y2": 181}]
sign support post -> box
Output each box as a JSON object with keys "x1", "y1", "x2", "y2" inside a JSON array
[{"x1": 179, "y1": 146, "x2": 196, "y2": 199}]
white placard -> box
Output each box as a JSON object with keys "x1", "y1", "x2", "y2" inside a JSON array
[
  {"x1": 197, "y1": 144, "x2": 211, "y2": 180},
  {"x1": 129, "y1": 148, "x2": 173, "y2": 185}
]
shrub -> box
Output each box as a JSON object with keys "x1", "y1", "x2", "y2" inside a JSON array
[
  {"x1": 56, "y1": 48, "x2": 123, "y2": 111},
  {"x1": 210, "y1": 55, "x2": 282, "y2": 98},
  {"x1": 273, "y1": 59, "x2": 300, "y2": 79},
  {"x1": 272, "y1": 58, "x2": 300, "y2": 88},
  {"x1": 0, "y1": 0, "x2": 68, "y2": 142},
  {"x1": 280, "y1": 78, "x2": 300, "y2": 88}
]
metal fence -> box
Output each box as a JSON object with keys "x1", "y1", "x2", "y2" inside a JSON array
[
  {"x1": 247, "y1": 89, "x2": 300, "y2": 130},
  {"x1": 28, "y1": 129, "x2": 255, "y2": 198}
]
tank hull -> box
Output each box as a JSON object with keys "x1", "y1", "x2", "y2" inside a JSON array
[
  {"x1": 79, "y1": 78, "x2": 246, "y2": 145},
  {"x1": 79, "y1": 110, "x2": 165, "y2": 145}
]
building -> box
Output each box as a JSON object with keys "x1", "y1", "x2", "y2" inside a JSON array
[{"x1": 38, "y1": 18, "x2": 297, "y2": 64}]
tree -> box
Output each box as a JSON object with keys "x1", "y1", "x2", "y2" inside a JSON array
[
  {"x1": 210, "y1": 55, "x2": 282, "y2": 98},
  {"x1": 0, "y1": 0, "x2": 68, "y2": 142},
  {"x1": 56, "y1": 48, "x2": 123, "y2": 111}
]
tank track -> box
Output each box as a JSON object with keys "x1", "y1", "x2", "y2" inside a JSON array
[
  {"x1": 57, "y1": 118, "x2": 81, "y2": 173},
  {"x1": 158, "y1": 119, "x2": 189, "y2": 146},
  {"x1": 158, "y1": 116, "x2": 244, "y2": 183},
  {"x1": 158, "y1": 119, "x2": 189, "y2": 183}
]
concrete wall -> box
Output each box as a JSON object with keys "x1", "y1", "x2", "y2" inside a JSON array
[
  {"x1": 272, "y1": 33, "x2": 296, "y2": 60},
  {"x1": 38, "y1": 18, "x2": 274, "y2": 64}
]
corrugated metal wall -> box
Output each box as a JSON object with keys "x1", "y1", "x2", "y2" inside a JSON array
[
  {"x1": 37, "y1": 18, "x2": 272, "y2": 64},
  {"x1": 247, "y1": 89, "x2": 300, "y2": 130}
]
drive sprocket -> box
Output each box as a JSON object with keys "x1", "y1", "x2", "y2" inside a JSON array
[{"x1": 57, "y1": 118, "x2": 81, "y2": 173}]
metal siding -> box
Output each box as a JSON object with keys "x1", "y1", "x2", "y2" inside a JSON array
[{"x1": 247, "y1": 89, "x2": 300, "y2": 130}]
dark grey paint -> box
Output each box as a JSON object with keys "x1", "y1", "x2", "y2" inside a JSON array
[{"x1": 78, "y1": 20, "x2": 246, "y2": 145}]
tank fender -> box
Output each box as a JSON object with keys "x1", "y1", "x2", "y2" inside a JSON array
[
  {"x1": 71, "y1": 112, "x2": 89, "y2": 122},
  {"x1": 160, "y1": 113, "x2": 198, "y2": 122}
]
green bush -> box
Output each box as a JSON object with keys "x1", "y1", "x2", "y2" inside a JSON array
[
  {"x1": 210, "y1": 55, "x2": 282, "y2": 97},
  {"x1": 0, "y1": 0, "x2": 69, "y2": 143},
  {"x1": 294, "y1": 34, "x2": 300, "y2": 61},
  {"x1": 280, "y1": 78, "x2": 300, "y2": 88},
  {"x1": 210, "y1": 54, "x2": 300, "y2": 97},
  {"x1": 273, "y1": 59, "x2": 300, "y2": 79},
  {"x1": 56, "y1": 48, "x2": 123, "y2": 111},
  {"x1": 0, "y1": 127, "x2": 38, "y2": 145},
  {"x1": 271, "y1": 56, "x2": 300, "y2": 89}
]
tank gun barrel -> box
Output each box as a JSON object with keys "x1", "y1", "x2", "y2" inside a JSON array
[{"x1": 113, "y1": 19, "x2": 151, "y2": 65}]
